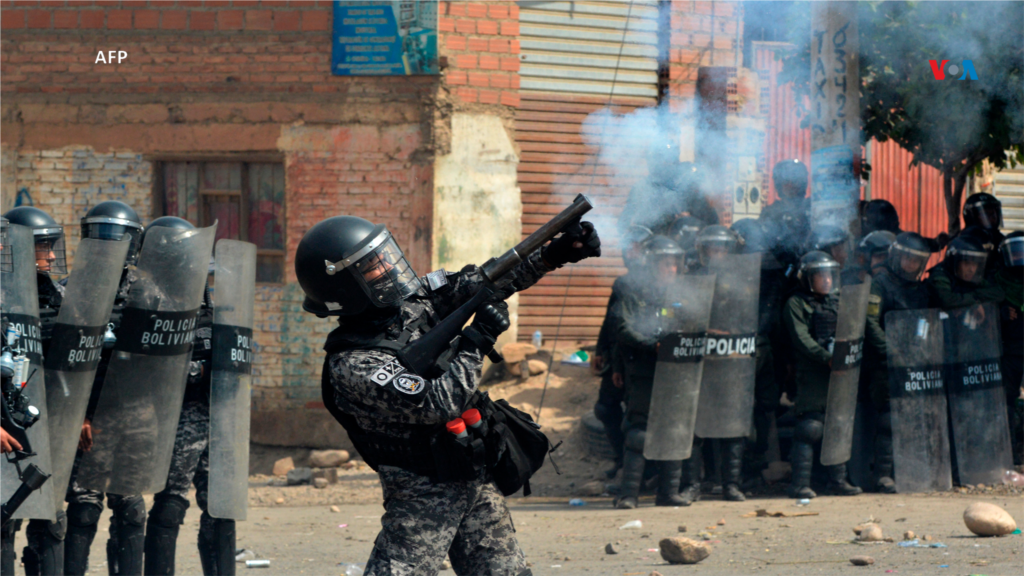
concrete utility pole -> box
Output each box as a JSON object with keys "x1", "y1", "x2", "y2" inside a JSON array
[{"x1": 809, "y1": 1, "x2": 861, "y2": 232}]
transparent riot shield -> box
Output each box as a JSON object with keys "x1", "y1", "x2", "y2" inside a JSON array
[
  {"x1": 886, "y1": 308, "x2": 951, "y2": 493},
  {"x1": 694, "y1": 252, "x2": 761, "y2": 439},
  {"x1": 76, "y1": 224, "x2": 217, "y2": 495},
  {"x1": 208, "y1": 240, "x2": 256, "y2": 520},
  {"x1": 821, "y1": 281, "x2": 870, "y2": 466},
  {"x1": 945, "y1": 304, "x2": 1012, "y2": 486},
  {"x1": 0, "y1": 225, "x2": 55, "y2": 521},
  {"x1": 644, "y1": 275, "x2": 715, "y2": 461},
  {"x1": 44, "y1": 238, "x2": 130, "y2": 504}
]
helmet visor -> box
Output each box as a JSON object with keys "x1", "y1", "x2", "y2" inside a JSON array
[
  {"x1": 83, "y1": 222, "x2": 143, "y2": 266},
  {"x1": 697, "y1": 237, "x2": 737, "y2": 266},
  {"x1": 34, "y1": 229, "x2": 67, "y2": 275},
  {"x1": 352, "y1": 237, "x2": 422, "y2": 306},
  {"x1": 965, "y1": 202, "x2": 1002, "y2": 230},
  {"x1": 808, "y1": 268, "x2": 841, "y2": 295},
  {"x1": 889, "y1": 243, "x2": 928, "y2": 282},
  {"x1": 951, "y1": 248, "x2": 988, "y2": 284},
  {"x1": 1000, "y1": 236, "x2": 1024, "y2": 268}
]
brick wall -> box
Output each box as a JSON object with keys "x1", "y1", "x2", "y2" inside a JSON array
[
  {"x1": 666, "y1": 1, "x2": 743, "y2": 109},
  {"x1": 439, "y1": 1, "x2": 520, "y2": 108}
]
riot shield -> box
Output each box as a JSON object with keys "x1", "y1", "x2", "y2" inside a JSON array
[
  {"x1": 694, "y1": 252, "x2": 761, "y2": 439},
  {"x1": 886, "y1": 308, "x2": 951, "y2": 493},
  {"x1": 76, "y1": 224, "x2": 217, "y2": 495},
  {"x1": 821, "y1": 281, "x2": 870, "y2": 466},
  {"x1": 43, "y1": 238, "x2": 130, "y2": 503},
  {"x1": 643, "y1": 274, "x2": 715, "y2": 461},
  {"x1": 945, "y1": 304, "x2": 1012, "y2": 486},
  {"x1": 208, "y1": 240, "x2": 256, "y2": 520},
  {"x1": 0, "y1": 224, "x2": 55, "y2": 521}
]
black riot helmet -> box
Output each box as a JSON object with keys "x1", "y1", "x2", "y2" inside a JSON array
[
  {"x1": 962, "y1": 193, "x2": 1002, "y2": 231},
  {"x1": 944, "y1": 234, "x2": 989, "y2": 285},
  {"x1": 857, "y1": 230, "x2": 896, "y2": 273},
  {"x1": 888, "y1": 231, "x2": 932, "y2": 282},
  {"x1": 695, "y1": 225, "x2": 738, "y2": 266},
  {"x1": 622, "y1": 224, "x2": 654, "y2": 271},
  {"x1": 772, "y1": 159, "x2": 808, "y2": 200},
  {"x1": 3, "y1": 206, "x2": 67, "y2": 275},
  {"x1": 81, "y1": 201, "x2": 144, "y2": 266},
  {"x1": 295, "y1": 216, "x2": 423, "y2": 317},
  {"x1": 643, "y1": 235, "x2": 683, "y2": 281},
  {"x1": 140, "y1": 215, "x2": 195, "y2": 248},
  {"x1": 861, "y1": 199, "x2": 901, "y2": 236},
  {"x1": 730, "y1": 217, "x2": 766, "y2": 253},
  {"x1": 668, "y1": 216, "x2": 704, "y2": 252},
  {"x1": 0, "y1": 217, "x2": 11, "y2": 273},
  {"x1": 810, "y1": 224, "x2": 851, "y2": 266},
  {"x1": 797, "y1": 251, "x2": 841, "y2": 295},
  {"x1": 1000, "y1": 231, "x2": 1024, "y2": 268}
]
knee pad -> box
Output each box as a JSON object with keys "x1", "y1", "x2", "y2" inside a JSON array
[
  {"x1": 67, "y1": 501, "x2": 103, "y2": 528},
  {"x1": 114, "y1": 496, "x2": 147, "y2": 527},
  {"x1": 150, "y1": 496, "x2": 189, "y2": 528},
  {"x1": 593, "y1": 402, "x2": 612, "y2": 422},
  {"x1": 623, "y1": 427, "x2": 646, "y2": 452},
  {"x1": 27, "y1": 514, "x2": 66, "y2": 543},
  {"x1": 794, "y1": 418, "x2": 824, "y2": 444}
]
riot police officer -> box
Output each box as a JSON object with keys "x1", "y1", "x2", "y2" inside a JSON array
[
  {"x1": 760, "y1": 159, "x2": 811, "y2": 271},
  {"x1": 810, "y1": 225, "x2": 852, "y2": 269},
  {"x1": 63, "y1": 200, "x2": 146, "y2": 576},
  {"x1": 3, "y1": 206, "x2": 68, "y2": 576},
  {"x1": 782, "y1": 252, "x2": 863, "y2": 498},
  {"x1": 961, "y1": 193, "x2": 1005, "y2": 267},
  {"x1": 844, "y1": 230, "x2": 896, "y2": 285},
  {"x1": 141, "y1": 217, "x2": 226, "y2": 576},
  {"x1": 925, "y1": 231, "x2": 1005, "y2": 310},
  {"x1": 863, "y1": 232, "x2": 933, "y2": 493},
  {"x1": 297, "y1": 214, "x2": 599, "y2": 575},
  {"x1": 668, "y1": 216, "x2": 705, "y2": 273},
  {"x1": 860, "y1": 199, "x2": 900, "y2": 236},
  {"x1": 610, "y1": 236, "x2": 687, "y2": 509},
  {"x1": 995, "y1": 232, "x2": 1023, "y2": 464}
]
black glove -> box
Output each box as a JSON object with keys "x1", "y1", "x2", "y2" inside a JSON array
[
  {"x1": 461, "y1": 302, "x2": 510, "y2": 353},
  {"x1": 542, "y1": 220, "x2": 602, "y2": 268}
]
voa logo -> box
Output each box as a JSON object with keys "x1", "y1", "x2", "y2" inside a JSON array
[{"x1": 928, "y1": 59, "x2": 978, "y2": 80}]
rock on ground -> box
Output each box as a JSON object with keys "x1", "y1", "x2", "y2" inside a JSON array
[
  {"x1": 578, "y1": 480, "x2": 604, "y2": 496},
  {"x1": 903, "y1": 530, "x2": 915, "y2": 540},
  {"x1": 502, "y1": 342, "x2": 538, "y2": 364},
  {"x1": 272, "y1": 457, "x2": 295, "y2": 476},
  {"x1": 287, "y1": 467, "x2": 313, "y2": 486},
  {"x1": 313, "y1": 478, "x2": 329, "y2": 489},
  {"x1": 310, "y1": 449, "x2": 350, "y2": 468},
  {"x1": 509, "y1": 359, "x2": 548, "y2": 377},
  {"x1": 963, "y1": 502, "x2": 1017, "y2": 536},
  {"x1": 604, "y1": 543, "x2": 618, "y2": 555},
  {"x1": 849, "y1": 556, "x2": 874, "y2": 566},
  {"x1": 658, "y1": 537, "x2": 711, "y2": 564},
  {"x1": 853, "y1": 523, "x2": 883, "y2": 542}
]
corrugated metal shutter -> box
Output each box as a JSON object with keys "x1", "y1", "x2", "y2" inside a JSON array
[
  {"x1": 516, "y1": 0, "x2": 659, "y2": 344},
  {"x1": 519, "y1": 0, "x2": 660, "y2": 98},
  {"x1": 993, "y1": 158, "x2": 1024, "y2": 231}
]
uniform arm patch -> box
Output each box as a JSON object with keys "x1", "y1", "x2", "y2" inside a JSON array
[
  {"x1": 867, "y1": 294, "x2": 881, "y2": 317},
  {"x1": 370, "y1": 359, "x2": 407, "y2": 386}
]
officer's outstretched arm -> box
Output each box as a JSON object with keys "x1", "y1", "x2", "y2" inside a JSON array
[
  {"x1": 782, "y1": 296, "x2": 831, "y2": 365},
  {"x1": 430, "y1": 251, "x2": 553, "y2": 320}
]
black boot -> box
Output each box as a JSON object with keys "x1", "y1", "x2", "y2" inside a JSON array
[
  {"x1": 787, "y1": 440, "x2": 817, "y2": 499},
  {"x1": 722, "y1": 438, "x2": 746, "y2": 502},
  {"x1": 825, "y1": 463, "x2": 863, "y2": 496},
  {"x1": 678, "y1": 447, "x2": 702, "y2": 506},
  {"x1": 23, "y1": 513, "x2": 66, "y2": 576},
  {"x1": 615, "y1": 449, "x2": 645, "y2": 509},
  {"x1": 655, "y1": 461, "x2": 685, "y2": 506},
  {"x1": 144, "y1": 496, "x2": 188, "y2": 575},
  {"x1": 198, "y1": 513, "x2": 236, "y2": 576},
  {"x1": 65, "y1": 502, "x2": 102, "y2": 576},
  {"x1": 875, "y1": 413, "x2": 897, "y2": 493},
  {"x1": 2, "y1": 520, "x2": 19, "y2": 576},
  {"x1": 110, "y1": 496, "x2": 146, "y2": 575}
]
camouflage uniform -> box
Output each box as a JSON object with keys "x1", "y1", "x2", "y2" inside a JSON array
[{"x1": 325, "y1": 252, "x2": 550, "y2": 576}]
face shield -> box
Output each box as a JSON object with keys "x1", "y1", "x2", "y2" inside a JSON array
[
  {"x1": 888, "y1": 242, "x2": 929, "y2": 282},
  {"x1": 82, "y1": 219, "x2": 144, "y2": 266},
  {"x1": 949, "y1": 247, "x2": 989, "y2": 285},
  {"x1": 325, "y1": 228, "x2": 422, "y2": 308},
  {"x1": 33, "y1": 226, "x2": 67, "y2": 275},
  {"x1": 1000, "y1": 236, "x2": 1024, "y2": 268},
  {"x1": 965, "y1": 202, "x2": 1002, "y2": 231},
  {"x1": 697, "y1": 238, "x2": 736, "y2": 267}
]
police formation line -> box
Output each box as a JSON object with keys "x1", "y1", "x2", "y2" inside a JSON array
[{"x1": 2, "y1": 203, "x2": 254, "y2": 576}]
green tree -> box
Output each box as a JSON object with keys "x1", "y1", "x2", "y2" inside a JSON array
[{"x1": 781, "y1": 1, "x2": 1024, "y2": 234}]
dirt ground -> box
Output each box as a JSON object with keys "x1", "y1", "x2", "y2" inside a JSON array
[{"x1": 11, "y1": 359, "x2": 1024, "y2": 575}]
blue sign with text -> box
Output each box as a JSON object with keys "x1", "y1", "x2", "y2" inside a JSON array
[{"x1": 331, "y1": 1, "x2": 438, "y2": 76}]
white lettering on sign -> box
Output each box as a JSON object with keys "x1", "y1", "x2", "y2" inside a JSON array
[{"x1": 903, "y1": 370, "x2": 943, "y2": 392}]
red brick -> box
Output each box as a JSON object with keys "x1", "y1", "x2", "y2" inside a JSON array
[
  {"x1": 273, "y1": 11, "x2": 300, "y2": 31},
  {"x1": 93, "y1": 1, "x2": 119, "y2": 6},
  {"x1": 448, "y1": 2, "x2": 466, "y2": 17},
  {"x1": 446, "y1": 70, "x2": 467, "y2": 85},
  {"x1": 489, "y1": 73, "x2": 510, "y2": 89},
  {"x1": 509, "y1": 75, "x2": 520, "y2": 90},
  {"x1": 694, "y1": 2, "x2": 714, "y2": 15},
  {"x1": 301, "y1": 11, "x2": 329, "y2": 31},
  {"x1": 11, "y1": 2, "x2": 39, "y2": 7},
  {"x1": 509, "y1": 40, "x2": 520, "y2": 53},
  {"x1": 476, "y1": 19, "x2": 497, "y2": 35},
  {"x1": 478, "y1": 88, "x2": 499, "y2": 104},
  {"x1": 500, "y1": 92, "x2": 520, "y2": 108},
  {"x1": 456, "y1": 54, "x2": 476, "y2": 69},
  {"x1": 445, "y1": 35, "x2": 466, "y2": 51},
  {"x1": 509, "y1": 4, "x2": 519, "y2": 19},
  {"x1": 134, "y1": 10, "x2": 159, "y2": 29},
  {"x1": 246, "y1": 10, "x2": 272, "y2": 30},
  {"x1": 217, "y1": 10, "x2": 243, "y2": 30},
  {"x1": 467, "y1": 71, "x2": 488, "y2": 88},
  {"x1": 467, "y1": 37, "x2": 488, "y2": 52},
  {"x1": 121, "y1": 1, "x2": 149, "y2": 7},
  {"x1": 232, "y1": 0, "x2": 261, "y2": 6},
  {"x1": 190, "y1": 11, "x2": 214, "y2": 30},
  {"x1": 488, "y1": 4, "x2": 509, "y2": 20},
  {"x1": 203, "y1": 1, "x2": 232, "y2": 7},
  {"x1": 106, "y1": 9, "x2": 131, "y2": 29},
  {"x1": 488, "y1": 38, "x2": 509, "y2": 53},
  {"x1": 454, "y1": 19, "x2": 474, "y2": 34},
  {"x1": 438, "y1": 16, "x2": 454, "y2": 33},
  {"x1": 499, "y1": 57, "x2": 519, "y2": 72},
  {"x1": 53, "y1": 11, "x2": 77, "y2": 29},
  {"x1": 478, "y1": 55, "x2": 498, "y2": 70},
  {"x1": 456, "y1": 86, "x2": 477, "y2": 103},
  {"x1": 1, "y1": 10, "x2": 25, "y2": 29},
  {"x1": 26, "y1": 9, "x2": 50, "y2": 28},
  {"x1": 160, "y1": 11, "x2": 187, "y2": 30},
  {"x1": 466, "y1": 3, "x2": 487, "y2": 18},
  {"x1": 500, "y1": 21, "x2": 518, "y2": 36}
]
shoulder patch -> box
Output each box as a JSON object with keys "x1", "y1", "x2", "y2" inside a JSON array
[
  {"x1": 393, "y1": 374, "x2": 426, "y2": 395},
  {"x1": 867, "y1": 294, "x2": 881, "y2": 317},
  {"x1": 370, "y1": 359, "x2": 407, "y2": 386}
]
